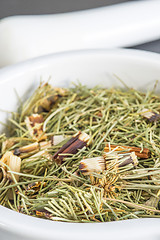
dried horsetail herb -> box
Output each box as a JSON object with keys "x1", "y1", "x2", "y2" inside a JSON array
[
  {"x1": 78, "y1": 151, "x2": 138, "y2": 175},
  {"x1": 104, "y1": 144, "x2": 150, "y2": 159},
  {"x1": 79, "y1": 156, "x2": 105, "y2": 174},
  {"x1": 25, "y1": 114, "x2": 46, "y2": 141},
  {"x1": 0, "y1": 151, "x2": 21, "y2": 181},
  {"x1": 0, "y1": 82, "x2": 160, "y2": 222},
  {"x1": 53, "y1": 131, "x2": 90, "y2": 164},
  {"x1": 13, "y1": 135, "x2": 65, "y2": 158},
  {"x1": 20, "y1": 82, "x2": 67, "y2": 117},
  {"x1": 140, "y1": 108, "x2": 160, "y2": 122},
  {"x1": 35, "y1": 209, "x2": 52, "y2": 219}
]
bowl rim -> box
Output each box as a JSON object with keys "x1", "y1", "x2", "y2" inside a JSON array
[
  {"x1": 1, "y1": 48, "x2": 160, "y2": 83},
  {"x1": 0, "y1": 48, "x2": 160, "y2": 239}
]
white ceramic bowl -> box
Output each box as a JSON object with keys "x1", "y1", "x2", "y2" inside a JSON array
[{"x1": 0, "y1": 49, "x2": 160, "y2": 240}]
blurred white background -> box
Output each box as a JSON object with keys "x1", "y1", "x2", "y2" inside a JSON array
[{"x1": 0, "y1": 0, "x2": 159, "y2": 55}]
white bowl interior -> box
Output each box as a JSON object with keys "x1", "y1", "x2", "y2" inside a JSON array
[
  {"x1": 0, "y1": 49, "x2": 160, "y2": 240},
  {"x1": 0, "y1": 49, "x2": 160, "y2": 127}
]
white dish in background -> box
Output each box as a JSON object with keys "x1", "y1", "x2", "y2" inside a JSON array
[
  {"x1": 0, "y1": 49, "x2": 160, "y2": 240},
  {"x1": 1, "y1": 0, "x2": 160, "y2": 67}
]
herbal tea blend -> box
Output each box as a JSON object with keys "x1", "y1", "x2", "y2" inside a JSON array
[{"x1": 0, "y1": 82, "x2": 160, "y2": 222}]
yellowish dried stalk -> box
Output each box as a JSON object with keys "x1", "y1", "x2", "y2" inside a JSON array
[{"x1": 0, "y1": 151, "x2": 21, "y2": 181}]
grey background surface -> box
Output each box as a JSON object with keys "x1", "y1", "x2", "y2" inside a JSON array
[{"x1": 0, "y1": 0, "x2": 160, "y2": 53}]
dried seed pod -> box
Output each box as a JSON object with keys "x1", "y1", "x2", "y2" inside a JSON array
[
  {"x1": 79, "y1": 156, "x2": 105, "y2": 175},
  {"x1": 104, "y1": 144, "x2": 150, "y2": 159},
  {"x1": 140, "y1": 108, "x2": 160, "y2": 122},
  {"x1": 25, "y1": 114, "x2": 46, "y2": 141},
  {"x1": 0, "y1": 151, "x2": 21, "y2": 181},
  {"x1": 53, "y1": 132, "x2": 90, "y2": 163}
]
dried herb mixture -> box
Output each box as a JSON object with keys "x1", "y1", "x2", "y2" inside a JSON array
[{"x1": 0, "y1": 82, "x2": 160, "y2": 222}]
